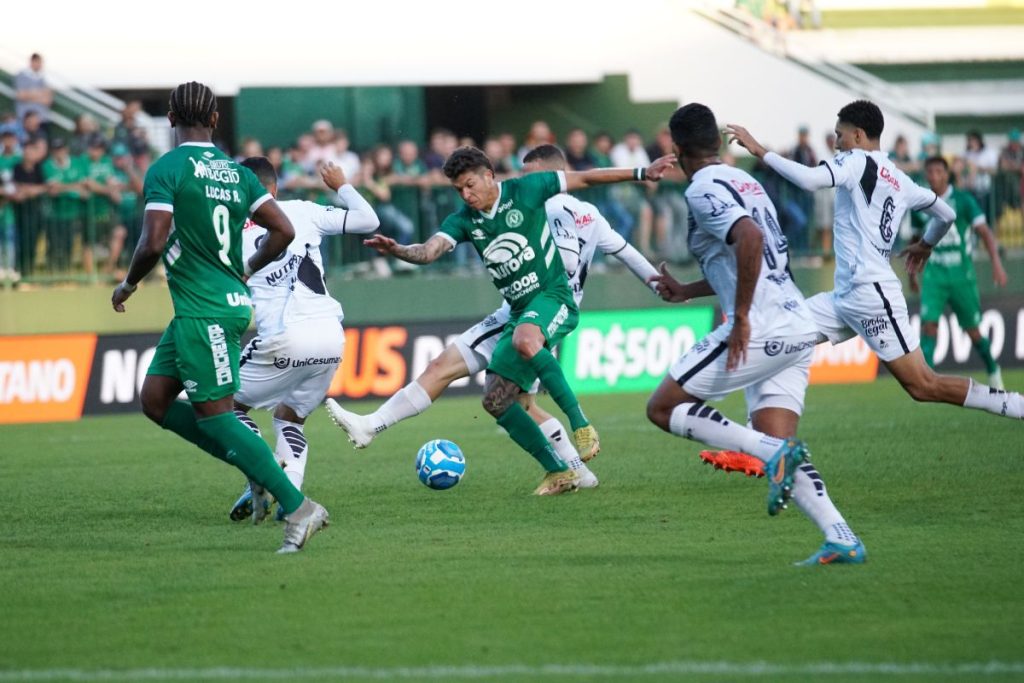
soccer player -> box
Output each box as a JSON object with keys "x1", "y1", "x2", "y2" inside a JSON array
[
  {"x1": 358, "y1": 146, "x2": 675, "y2": 495},
  {"x1": 110, "y1": 82, "x2": 328, "y2": 554},
  {"x1": 227, "y1": 157, "x2": 380, "y2": 521},
  {"x1": 727, "y1": 100, "x2": 1024, "y2": 420},
  {"x1": 647, "y1": 103, "x2": 864, "y2": 565},
  {"x1": 911, "y1": 155, "x2": 1008, "y2": 389},
  {"x1": 326, "y1": 144, "x2": 661, "y2": 489}
]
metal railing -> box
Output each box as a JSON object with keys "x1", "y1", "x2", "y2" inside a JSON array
[{"x1": 2, "y1": 173, "x2": 1021, "y2": 287}]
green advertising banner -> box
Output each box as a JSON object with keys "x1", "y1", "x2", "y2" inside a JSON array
[{"x1": 559, "y1": 307, "x2": 716, "y2": 394}]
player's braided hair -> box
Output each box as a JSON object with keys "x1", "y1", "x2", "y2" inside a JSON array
[{"x1": 169, "y1": 81, "x2": 217, "y2": 128}]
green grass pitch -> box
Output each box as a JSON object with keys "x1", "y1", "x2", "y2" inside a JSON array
[{"x1": 2, "y1": 372, "x2": 1023, "y2": 682}]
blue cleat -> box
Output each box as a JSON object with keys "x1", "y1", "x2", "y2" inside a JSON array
[
  {"x1": 229, "y1": 483, "x2": 254, "y2": 522},
  {"x1": 796, "y1": 540, "x2": 867, "y2": 566},
  {"x1": 275, "y1": 503, "x2": 287, "y2": 523},
  {"x1": 765, "y1": 438, "x2": 809, "y2": 516}
]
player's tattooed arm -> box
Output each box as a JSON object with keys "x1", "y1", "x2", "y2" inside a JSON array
[
  {"x1": 113, "y1": 208, "x2": 173, "y2": 312},
  {"x1": 482, "y1": 373, "x2": 523, "y2": 418},
  {"x1": 249, "y1": 199, "x2": 296, "y2": 276},
  {"x1": 364, "y1": 233, "x2": 451, "y2": 264},
  {"x1": 650, "y1": 262, "x2": 716, "y2": 303}
]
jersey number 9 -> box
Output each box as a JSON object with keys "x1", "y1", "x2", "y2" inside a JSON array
[{"x1": 212, "y1": 205, "x2": 231, "y2": 266}]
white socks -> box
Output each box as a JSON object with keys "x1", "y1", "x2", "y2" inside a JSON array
[
  {"x1": 538, "y1": 417, "x2": 584, "y2": 471},
  {"x1": 964, "y1": 379, "x2": 1023, "y2": 419},
  {"x1": 790, "y1": 462, "x2": 859, "y2": 546},
  {"x1": 370, "y1": 381, "x2": 433, "y2": 433},
  {"x1": 668, "y1": 402, "x2": 783, "y2": 463},
  {"x1": 274, "y1": 418, "x2": 308, "y2": 491}
]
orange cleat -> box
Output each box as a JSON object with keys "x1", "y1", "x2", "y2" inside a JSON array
[{"x1": 698, "y1": 450, "x2": 765, "y2": 478}]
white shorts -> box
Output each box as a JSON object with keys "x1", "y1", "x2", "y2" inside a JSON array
[
  {"x1": 453, "y1": 307, "x2": 510, "y2": 375},
  {"x1": 236, "y1": 318, "x2": 345, "y2": 418},
  {"x1": 669, "y1": 325, "x2": 817, "y2": 416},
  {"x1": 453, "y1": 307, "x2": 542, "y2": 395},
  {"x1": 806, "y1": 281, "x2": 919, "y2": 363}
]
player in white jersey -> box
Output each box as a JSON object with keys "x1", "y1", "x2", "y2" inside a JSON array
[
  {"x1": 229, "y1": 157, "x2": 380, "y2": 521},
  {"x1": 727, "y1": 100, "x2": 1023, "y2": 421},
  {"x1": 647, "y1": 103, "x2": 864, "y2": 565},
  {"x1": 326, "y1": 145, "x2": 660, "y2": 487}
]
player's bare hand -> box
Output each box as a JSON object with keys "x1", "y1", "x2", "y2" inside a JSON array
[
  {"x1": 725, "y1": 124, "x2": 768, "y2": 159},
  {"x1": 646, "y1": 155, "x2": 678, "y2": 182},
  {"x1": 649, "y1": 261, "x2": 689, "y2": 302},
  {"x1": 993, "y1": 262, "x2": 1008, "y2": 287},
  {"x1": 320, "y1": 161, "x2": 347, "y2": 191},
  {"x1": 726, "y1": 316, "x2": 751, "y2": 372},
  {"x1": 899, "y1": 241, "x2": 932, "y2": 276},
  {"x1": 364, "y1": 234, "x2": 398, "y2": 255},
  {"x1": 111, "y1": 282, "x2": 136, "y2": 313}
]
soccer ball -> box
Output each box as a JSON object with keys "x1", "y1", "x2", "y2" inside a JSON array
[{"x1": 415, "y1": 439, "x2": 466, "y2": 490}]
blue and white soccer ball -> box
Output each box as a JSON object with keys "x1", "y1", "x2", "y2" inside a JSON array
[{"x1": 415, "y1": 439, "x2": 466, "y2": 490}]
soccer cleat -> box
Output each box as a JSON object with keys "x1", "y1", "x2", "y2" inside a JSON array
[
  {"x1": 699, "y1": 450, "x2": 765, "y2": 477},
  {"x1": 533, "y1": 469, "x2": 580, "y2": 496},
  {"x1": 765, "y1": 439, "x2": 809, "y2": 516},
  {"x1": 278, "y1": 498, "x2": 330, "y2": 554},
  {"x1": 325, "y1": 398, "x2": 376, "y2": 449},
  {"x1": 573, "y1": 425, "x2": 601, "y2": 462},
  {"x1": 796, "y1": 540, "x2": 867, "y2": 566},
  {"x1": 989, "y1": 368, "x2": 1004, "y2": 391},
  {"x1": 250, "y1": 482, "x2": 274, "y2": 525},
  {"x1": 576, "y1": 465, "x2": 600, "y2": 489},
  {"x1": 229, "y1": 483, "x2": 254, "y2": 522}
]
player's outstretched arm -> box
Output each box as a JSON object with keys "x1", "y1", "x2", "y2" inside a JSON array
[
  {"x1": 112, "y1": 209, "x2": 172, "y2": 312},
  {"x1": 317, "y1": 161, "x2": 381, "y2": 235},
  {"x1": 975, "y1": 223, "x2": 1008, "y2": 287},
  {"x1": 365, "y1": 233, "x2": 452, "y2": 265},
  {"x1": 610, "y1": 242, "x2": 659, "y2": 292},
  {"x1": 727, "y1": 124, "x2": 833, "y2": 192},
  {"x1": 248, "y1": 200, "x2": 296, "y2": 276},
  {"x1": 564, "y1": 154, "x2": 678, "y2": 191},
  {"x1": 649, "y1": 262, "x2": 715, "y2": 303}
]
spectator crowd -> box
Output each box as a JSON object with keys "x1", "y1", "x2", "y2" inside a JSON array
[{"x1": 1, "y1": 53, "x2": 1022, "y2": 285}]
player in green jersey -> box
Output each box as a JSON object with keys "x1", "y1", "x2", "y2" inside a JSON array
[
  {"x1": 110, "y1": 82, "x2": 328, "y2": 553},
  {"x1": 910, "y1": 156, "x2": 1008, "y2": 389},
  {"x1": 365, "y1": 146, "x2": 675, "y2": 495}
]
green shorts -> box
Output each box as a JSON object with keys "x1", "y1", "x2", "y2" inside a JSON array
[
  {"x1": 147, "y1": 316, "x2": 249, "y2": 403},
  {"x1": 920, "y1": 265, "x2": 982, "y2": 329},
  {"x1": 487, "y1": 292, "x2": 579, "y2": 391}
]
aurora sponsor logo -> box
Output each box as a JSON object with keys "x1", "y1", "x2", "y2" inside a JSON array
[{"x1": 483, "y1": 232, "x2": 537, "y2": 281}]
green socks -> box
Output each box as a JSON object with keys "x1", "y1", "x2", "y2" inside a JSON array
[
  {"x1": 160, "y1": 400, "x2": 229, "y2": 463},
  {"x1": 160, "y1": 401, "x2": 304, "y2": 515},
  {"x1": 973, "y1": 336, "x2": 998, "y2": 374},
  {"x1": 196, "y1": 412, "x2": 305, "y2": 515},
  {"x1": 527, "y1": 348, "x2": 588, "y2": 431},
  {"x1": 496, "y1": 403, "x2": 567, "y2": 473},
  {"x1": 921, "y1": 334, "x2": 937, "y2": 368}
]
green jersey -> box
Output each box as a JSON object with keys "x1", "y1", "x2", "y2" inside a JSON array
[
  {"x1": 0, "y1": 153, "x2": 19, "y2": 225},
  {"x1": 43, "y1": 156, "x2": 87, "y2": 220},
  {"x1": 143, "y1": 142, "x2": 271, "y2": 319},
  {"x1": 83, "y1": 154, "x2": 117, "y2": 220},
  {"x1": 918, "y1": 186, "x2": 985, "y2": 271},
  {"x1": 438, "y1": 171, "x2": 572, "y2": 313}
]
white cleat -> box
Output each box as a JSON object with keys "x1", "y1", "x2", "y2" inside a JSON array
[
  {"x1": 989, "y1": 368, "x2": 1005, "y2": 391},
  {"x1": 577, "y1": 466, "x2": 600, "y2": 489},
  {"x1": 278, "y1": 498, "x2": 329, "y2": 554},
  {"x1": 325, "y1": 398, "x2": 375, "y2": 449}
]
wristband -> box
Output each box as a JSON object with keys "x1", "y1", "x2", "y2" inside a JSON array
[
  {"x1": 633, "y1": 167, "x2": 647, "y2": 181},
  {"x1": 120, "y1": 280, "x2": 138, "y2": 293},
  {"x1": 244, "y1": 259, "x2": 255, "y2": 278}
]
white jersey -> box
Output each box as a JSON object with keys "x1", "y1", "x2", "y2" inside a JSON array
[
  {"x1": 820, "y1": 149, "x2": 940, "y2": 294},
  {"x1": 684, "y1": 164, "x2": 815, "y2": 338},
  {"x1": 243, "y1": 186, "x2": 379, "y2": 337}
]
